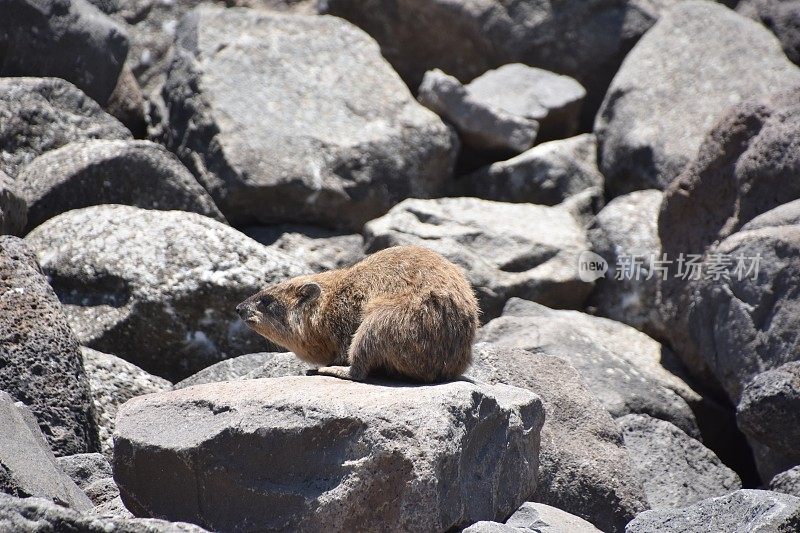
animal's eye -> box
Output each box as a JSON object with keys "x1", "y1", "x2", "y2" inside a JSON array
[{"x1": 260, "y1": 295, "x2": 274, "y2": 307}]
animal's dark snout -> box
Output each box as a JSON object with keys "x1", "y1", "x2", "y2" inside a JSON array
[{"x1": 236, "y1": 301, "x2": 251, "y2": 320}]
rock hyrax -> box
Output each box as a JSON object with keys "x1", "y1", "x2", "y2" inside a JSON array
[{"x1": 236, "y1": 245, "x2": 479, "y2": 382}]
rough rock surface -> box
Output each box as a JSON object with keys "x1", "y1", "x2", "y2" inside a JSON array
[
  {"x1": 770, "y1": 466, "x2": 800, "y2": 498},
  {"x1": 0, "y1": 493, "x2": 210, "y2": 532},
  {"x1": 364, "y1": 197, "x2": 593, "y2": 319},
  {"x1": 323, "y1": 0, "x2": 673, "y2": 124},
  {"x1": 596, "y1": 0, "x2": 800, "y2": 195},
  {"x1": 588, "y1": 190, "x2": 664, "y2": 337},
  {"x1": 737, "y1": 362, "x2": 800, "y2": 460},
  {"x1": 0, "y1": 392, "x2": 93, "y2": 510},
  {"x1": 739, "y1": 0, "x2": 800, "y2": 65},
  {"x1": 24, "y1": 206, "x2": 308, "y2": 381},
  {"x1": 56, "y1": 452, "x2": 121, "y2": 507},
  {"x1": 244, "y1": 225, "x2": 364, "y2": 273},
  {"x1": 17, "y1": 140, "x2": 224, "y2": 232},
  {"x1": 468, "y1": 343, "x2": 647, "y2": 533},
  {"x1": 478, "y1": 298, "x2": 701, "y2": 437},
  {"x1": 114, "y1": 376, "x2": 544, "y2": 532},
  {"x1": 418, "y1": 69, "x2": 538, "y2": 153},
  {"x1": 0, "y1": 78, "x2": 131, "y2": 178},
  {"x1": 0, "y1": 0, "x2": 129, "y2": 106},
  {"x1": 163, "y1": 7, "x2": 456, "y2": 230},
  {"x1": 659, "y1": 88, "x2": 800, "y2": 378},
  {"x1": 0, "y1": 171, "x2": 26, "y2": 235},
  {"x1": 466, "y1": 64, "x2": 586, "y2": 142},
  {"x1": 81, "y1": 347, "x2": 171, "y2": 456},
  {"x1": 463, "y1": 502, "x2": 602, "y2": 533},
  {"x1": 626, "y1": 489, "x2": 800, "y2": 533},
  {"x1": 0, "y1": 236, "x2": 98, "y2": 456},
  {"x1": 457, "y1": 134, "x2": 603, "y2": 206},
  {"x1": 174, "y1": 352, "x2": 308, "y2": 389},
  {"x1": 618, "y1": 414, "x2": 740, "y2": 510}
]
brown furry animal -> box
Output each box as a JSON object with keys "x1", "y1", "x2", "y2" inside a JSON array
[{"x1": 236, "y1": 245, "x2": 479, "y2": 383}]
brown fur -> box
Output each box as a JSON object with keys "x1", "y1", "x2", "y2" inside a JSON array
[{"x1": 236, "y1": 245, "x2": 479, "y2": 383}]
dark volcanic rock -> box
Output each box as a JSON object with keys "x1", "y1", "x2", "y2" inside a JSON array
[
  {"x1": 0, "y1": 78, "x2": 131, "y2": 178},
  {"x1": 0, "y1": 392, "x2": 93, "y2": 510},
  {"x1": 457, "y1": 134, "x2": 603, "y2": 206},
  {"x1": 625, "y1": 489, "x2": 800, "y2": 532},
  {"x1": 114, "y1": 376, "x2": 544, "y2": 532},
  {"x1": 0, "y1": 0, "x2": 129, "y2": 106},
  {"x1": 243, "y1": 225, "x2": 364, "y2": 273},
  {"x1": 364, "y1": 197, "x2": 593, "y2": 319},
  {"x1": 24, "y1": 205, "x2": 308, "y2": 381},
  {"x1": 174, "y1": 352, "x2": 308, "y2": 389},
  {"x1": 163, "y1": 7, "x2": 456, "y2": 230},
  {"x1": 478, "y1": 299, "x2": 701, "y2": 438},
  {"x1": 0, "y1": 236, "x2": 98, "y2": 456},
  {"x1": 618, "y1": 414, "x2": 740, "y2": 510},
  {"x1": 468, "y1": 344, "x2": 647, "y2": 533},
  {"x1": 0, "y1": 171, "x2": 26, "y2": 236},
  {"x1": 17, "y1": 140, "x2": 224, "y2": 232},
  {"x1": 596, "y1": 0, "x2": 800, "y2": 196}
]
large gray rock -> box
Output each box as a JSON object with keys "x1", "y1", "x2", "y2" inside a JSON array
[
  {"x1": 457, "y1": 134, "x2": 603, "y2": 206},
  {"x1": 24, "y1": 206, "x2": 308, "y2": 381},
  {"x1": 739, "y1": 0, "x2": 800, "y2": 65},
  {"x1": 17, "y1": 140, "x2": 224, "y2": 233},
  {"x1": 466, "y1": 64, "x2": 586, "y2": 142},
  {"x1": 364, "y1": 197, "x2": 593, "y2": 319},
  {"x1": 0, "y1": 392, "x2": 93, "y2": 510},
  {"x1": 0, "y1": 493, "x2": 210, "y2": 532},
  {"x1": 174, "y1": 352, "x2": 308, "y2": 389},
  {"x1": 244, "y1": 225, "x2": 364, "y2": 273},
  {"x1": 0, "y1": 171, "x2": 25, "y2": 235},
  {"x1": 478, "y1": 298, "x2": 701, "y2": 437},
  {"x1": 0, "y1": 78, "x2": 131, "y2": 178},
  {"x1": 417, "y1": 69, "x2": 538, "y2": 153},
  {"x1": 323, "y1": 0, "x2": 674, "y2": 125},
  {"x1": 659, "y1": 88, "x2": 800, "y2": 379},
  {"x1": 770, "y1": 466, "x2": 800, "y2": 498},
  {"x1": 596, "y1": 0, "x2": 800, "y2": 196},
  {"x1": 464, "y1": 502, "x2": 602, "y2": 533},
  {"x1": 82, "y1": 347, "x2": 171, "y2": 456},
  {"x1": 618, "y1": 414, "x2": 740, "y2": 510},
  {"x1": 468, "y1": 344, "x2": 647, "y2": 533},
  {"x1": 588, "y1": 190, "x2": 665, "y2": 338},
  {"x1": 737, "y1": 362, "x2": 800, "y2": 460},
  {"x1": 0, "y1": 236, "x2": 98, "y2": 456},
  {"x1": 163, "y1": 7, "x2": 456, "y2": 230},
  {"x1": 0, "y1": 0, "x2": 129, "y2": 107},
  {"x1": 114, "y1": 376, "x2": 544, "y2": 532},
  {"x1": 625, "y1": 489, "x2": 800, "y2": 533}
]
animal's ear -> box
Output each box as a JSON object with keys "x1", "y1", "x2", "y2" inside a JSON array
[{"x1": 298, "y1": 282, "x2": 321, "y2": 303}]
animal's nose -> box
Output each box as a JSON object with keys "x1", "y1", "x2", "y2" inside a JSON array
[{"x1": 236, "y1": 302, "x2": 249, "y2": 319}]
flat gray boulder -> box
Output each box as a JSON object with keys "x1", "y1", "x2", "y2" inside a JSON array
[
  {"x1": 478, "y1": 298, "x2": 701, "y2": 437},
  {"x1": 625, "y1": 489, "x2": 800, "y2": 532},
  {"x1": 0, "y1": 171, "x2": 25, "y2": 235},
  {"x1": 114, "y1": 376, "x2": 544, "y2": 532},
  {"x1": 468, "y1": 343, "x2": 647, "y2": 533},
  {"x1": 17, "y1": 140, "x2": 224, "y2": 233},
  {"x1": 24, "y1": 205, "x2": 308, "y2": 381},
  {"x1": 364, "y1": 197, "x2": 593, "y2": 319},
  {"x1": 0, "y1": 78, "x2": 130, "y2": 178},
  {"x1": 457, "y1": 134, "x2": 603, "y2": 206},
  {"x1": 244, "y1": 224, "x2": 364, "y2": 273},
  {"x1": 82, "y1": 347, "x2": 171, "y2": 456},
  {"x1": 418, "y1": 69, "x2": 538, "y2": 153},
  {"x1": 0, "y1": 236, "x2": 98, "y2": 456},
  {"x1": 0, "y1": 392, "x2": 92, "y2": 510},
  {"x1": 464, "y1": 502, "x2": 601, "y2": 533},
  {"x1": 588, "y1": 189, "x2": 665, "y2": 338},
  {"x1": 618, "y1": 414, "x2": 740, "y2": 510},
  {"x1": 174, "y1": 352, "x2": 308, "y2": 389},
  {"x1": 596, "y1": 0, "x2": 800, "y2": 195},
  {"x1": 466, "y1": 64, "x2": 586, "y2": 142},
  {"x1": 163, "y1": 7, "x2": 456, "y2": 230}
]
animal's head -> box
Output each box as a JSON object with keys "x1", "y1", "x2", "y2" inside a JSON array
[{"x1": 236, "y1": 276, "x2": 322, "y2": 352}]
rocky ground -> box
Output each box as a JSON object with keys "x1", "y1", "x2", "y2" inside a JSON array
[{"x1": 3, "y1": 0, "x2": 800, "y2": 531}]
